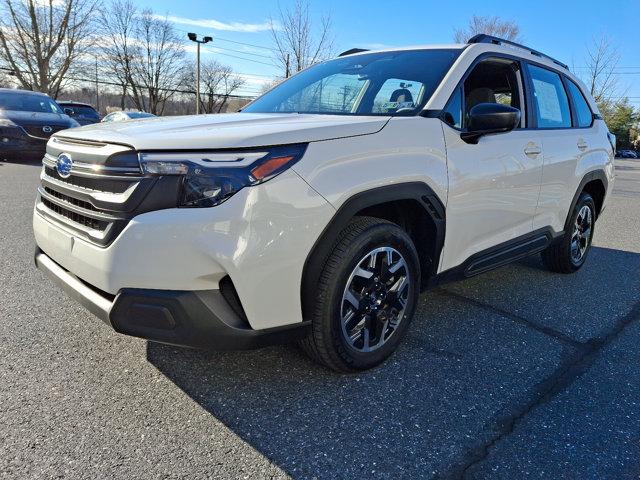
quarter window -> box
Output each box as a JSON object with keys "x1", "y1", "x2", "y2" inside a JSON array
[
  {"x1": 442, "y1": 87, "x2": 462, "y2": 128},
  {"x1": 528, "y1": 65, "x2": 571, "y2": 128},
  {"x1": 566, "y1": 79, "x2": 593, "y2": 127}
]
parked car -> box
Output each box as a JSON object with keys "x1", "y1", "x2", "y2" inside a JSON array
[
  {"x1": 56, "y1": 101, "x2": 101, "y2": 126},
  {"x1": 0, "y1": 88, "x2": 79, "y2": 161},
  {"x1": 101, "y1": 111, "x2": 156, "y2": 123},
  {"x1": 616, "y1": 149, "x2": 637, "y2": 159},
  {"x1": 33, "y1": 35, "x2": 614, "y2": 372}
]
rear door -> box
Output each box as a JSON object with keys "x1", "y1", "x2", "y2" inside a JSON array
[
  {"x1": 439, "y1": 56, "x2": 544, "y2": 272},
  {"x1": 527, "y1": 64, "x2": 593, "y2": 233}
]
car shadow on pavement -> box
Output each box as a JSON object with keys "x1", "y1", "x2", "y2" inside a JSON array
[
  {"x1": 0, "y1": 158, "x2": 43, "y2": 166},
  {"x1": 146, "y1": 246, "x2": 640, "y2": 479}
]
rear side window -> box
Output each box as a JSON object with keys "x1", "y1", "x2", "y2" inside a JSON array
[
  {"x1": 528, "y1": 64, "x2": 571, "y2": 129},
  {"x1": 566, "y1": 79, "x2": 593, "y2": 127}
]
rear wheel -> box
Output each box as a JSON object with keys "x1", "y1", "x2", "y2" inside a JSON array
[
  {"x1": 300, "y1": 216, "x2": 420, "y2": 372},
  {"x1": 542, "y1": 192, "x2": 595, "y2": 273}
]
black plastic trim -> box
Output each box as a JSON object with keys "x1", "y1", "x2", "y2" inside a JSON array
[
  {"x1": 420, "y1": 109, "x2": 443, "y2": 118},
  {"x1": 110, "y1": 289, "x2": 310, "y2": 350},
  {"x1": 34, "y1": 248, "x2": 309, "y2": 350},
  {"x1": 565, "y1": 170, "x2": 608, "y2": 227},
  {"x1": 430, "y1": 227, "x2": 561, "y2": 287},
  {"x1": 301, "y1": 182, "x2": 446, "y2": 315}
]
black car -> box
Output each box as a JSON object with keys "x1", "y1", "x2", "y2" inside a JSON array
[
  {"x1": 616, "y1": 149, "x2": 638, "y2": 159},
  {"x1": 0, "y1": 88, "x2": 80, "y2": 161},
  {"x1": 57, "y1": 101, "x2": 101, "y2": 126}
]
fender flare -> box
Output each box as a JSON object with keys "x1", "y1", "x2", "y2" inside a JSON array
[
  {"x1": 300, "y1": 182, "x2": 446, "y2": 318},
  {"x1": 564, "y1": 169, "x2": 608, "y2": 231}
]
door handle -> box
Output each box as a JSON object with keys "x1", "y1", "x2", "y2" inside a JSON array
[
  {"x1": 577, "y1": 139, "x2": 588, "y2": 151},
  {"x1": 524, "y1": 145, "x2": 542, "y2": 157}
]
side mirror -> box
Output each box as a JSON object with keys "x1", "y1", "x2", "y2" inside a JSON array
[
  {"x1": 63, "y1": 107, "x2": 75, "y2": 116},
  {"x1": 461, "y1": 103, "x2": 521, "y2": 144}
]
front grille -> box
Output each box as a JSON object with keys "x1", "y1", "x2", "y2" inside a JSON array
[
  {"x1": 44, "y1": 166, "x2": 131, "y2": 193},
  {"x1": 37, "y1": 139, "x2": 180, "y2": 246},
  {"x1": 41, "y1": 197, "x2": 109, "y2": 231},
  {"x1": 43, "y1": 186, "x2": 99, "y2": 212},
  {"x1": 23, "y1": 125, "x2": 66, "y2": 139}
]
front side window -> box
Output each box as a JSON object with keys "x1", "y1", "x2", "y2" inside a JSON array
[
  {"x1": 528, "y1": 64, "x2": 571, "y2": 128},
  {"x1": 464, "y1": 58, "x2": 523, "y2": 125},
  {"x1": 243, "y1": 49, "x2": 461, "y2": 116},
  {"x1": 565, "y1": 79, "x2": 593, "y2": 127},
  {"x1": 443, "y1": 57, "x2": 524, "y2": 130}
]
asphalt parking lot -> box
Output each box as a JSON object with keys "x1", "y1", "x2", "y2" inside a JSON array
[{"x1": 1, "y1": 158, "x2": 639, "y2": 480}]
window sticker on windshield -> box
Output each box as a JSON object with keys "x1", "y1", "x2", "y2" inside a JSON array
[{"x1": 533, "y1": 79, "x2": 562, "y2": 122}]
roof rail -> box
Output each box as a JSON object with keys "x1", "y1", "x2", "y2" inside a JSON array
[
  {"x1": 467, "y1": 34, "x2": 568, "y2": 70},
  {"x1": 338, "y1": 48, "x2": 369, "y2": 57}
]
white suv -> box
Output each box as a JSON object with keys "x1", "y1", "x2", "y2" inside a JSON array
[{"x1": 33, "y1": 35, "x2": 615, "y2": 371}]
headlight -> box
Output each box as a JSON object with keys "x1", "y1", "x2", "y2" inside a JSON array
[
  {"x1": 0, "y1": 118, "x2": 18, "y2": 128},
  {"x1": 139, "y1": 144, "x2": 308, "y2": 208}
]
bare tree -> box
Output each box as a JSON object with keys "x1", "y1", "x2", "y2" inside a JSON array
[
  {"x1": 270, "y1": 0, "x2": 333, "y2": 77},
  {"x1": 259, "y1": 77, "x2": 283, "y2": 94},
  {"x1": 98, "y1": 0, "x2": 137, "y2": 109},
  {"x1": 185, "y1": 59, "x2": 245, "y2": 113},
  {"x1": 453, "y1": 15, "x2": 521, "y2": 43},
  {"x1": 0, "y1": 0, "x2": 99, "y2": 97},
  {"x1": 125, "y1": 10, "x2": 186, "y2": 115},
  {"x1": 0, "y1": 67, "x2": 10, "y2": 87},
  {"x1": 583, "y1": 35, "x2": 620, "y2": 104}
]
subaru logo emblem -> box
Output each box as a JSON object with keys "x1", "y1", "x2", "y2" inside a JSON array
[
  {"x1": 42, "y1": 126, "x2": 52, "y2": 133},
  {"x1": 56, "y1": 153, "x2": 73, "y2": 179}
]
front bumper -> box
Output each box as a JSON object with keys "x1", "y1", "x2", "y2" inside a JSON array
[
  {"x1": 35, "y1": 248, "x2": 311, "y2": 350},
  {"x1": 33, "y1": 168, "x2": 336, "y2": 330}
]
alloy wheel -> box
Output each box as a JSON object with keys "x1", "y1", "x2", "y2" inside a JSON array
[
  {"x1": 571, "y1": 205, "x2": 593, "y2": 264},
  {"x1": 340, "y1": 247, "x2": 410, "y2": 352}
]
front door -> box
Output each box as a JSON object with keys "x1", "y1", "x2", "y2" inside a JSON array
[{"x1": 439, "y1": 56, "x2": 544, "y2": 272}]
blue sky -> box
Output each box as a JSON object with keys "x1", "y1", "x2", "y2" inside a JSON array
[{"x1": 142, "y1": 0, "x2": 640, "y2": 104}]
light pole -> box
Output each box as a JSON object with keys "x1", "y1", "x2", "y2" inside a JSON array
[{"x1": 187, "y1": 33, "x2": 212, "y2": 115}]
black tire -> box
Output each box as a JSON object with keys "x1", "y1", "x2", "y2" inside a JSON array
[
  {"x1": 541, "y1": 192, "x2": 596, "y2": 273},
  {"x1": 300, "y1": 216, "x2": 421, "y2": 372}
]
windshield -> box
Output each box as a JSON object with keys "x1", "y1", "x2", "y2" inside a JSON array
[
  {"x1": 0, "y1": 93, "x2": 63, "y2": 114},
  {"x1": 243, "y1": 49, "x2": 460, "y2": 116}
]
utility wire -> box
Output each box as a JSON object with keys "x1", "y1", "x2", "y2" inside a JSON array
[
  {"x1": 172, "y1": 26, "x2": 277, "y2": 52},
  {"x1": 199, "y1": 45, "x2": 278, "y2": 68}
]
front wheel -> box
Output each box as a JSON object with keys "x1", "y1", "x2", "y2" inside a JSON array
[
  {"x1": 300, "y1": 216, "x2": 420, "y2": 372},
  {"x1": 542, "y1": 192, "x2": 596, "y2": 273}
]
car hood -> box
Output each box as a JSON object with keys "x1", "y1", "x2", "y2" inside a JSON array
[
  {"x1": 52, "y1": 113, "x2": 391, "y2": 150},
  {"x1": 2, "y1": 110, "x2": 74, "y2": 127}
]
